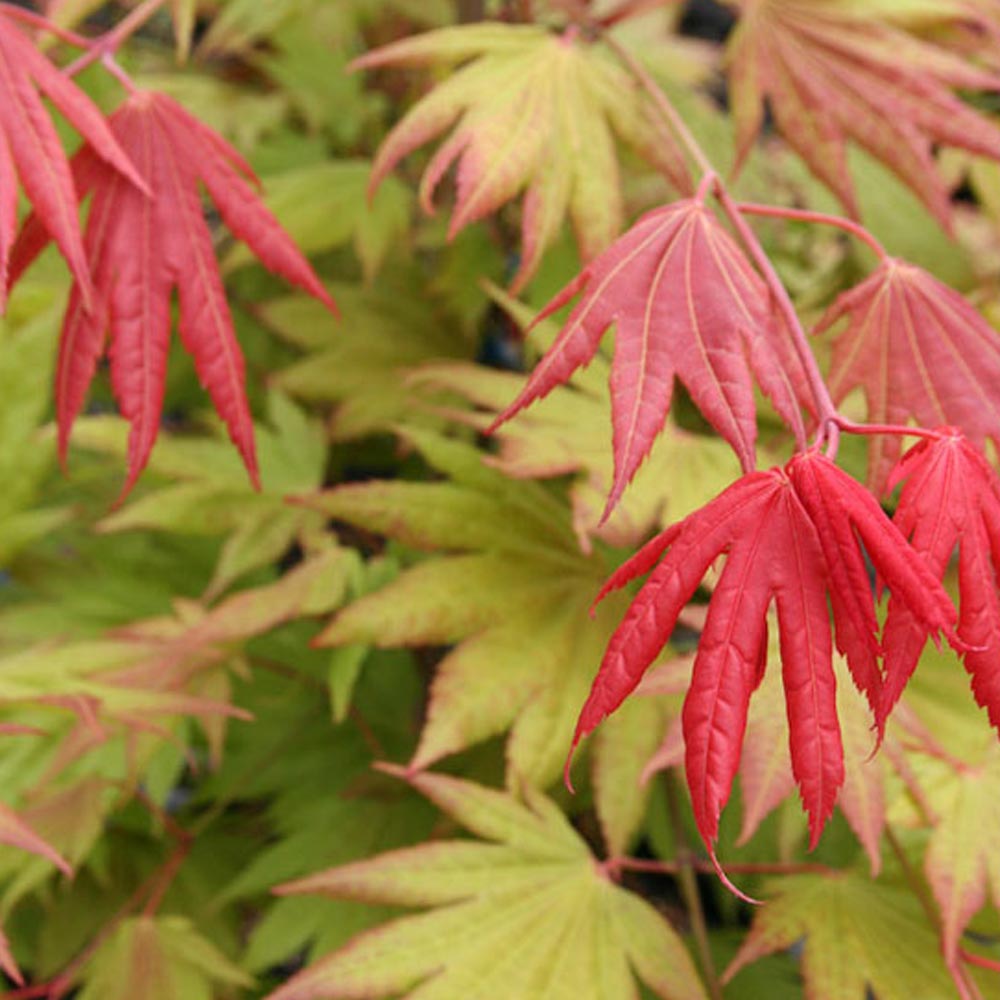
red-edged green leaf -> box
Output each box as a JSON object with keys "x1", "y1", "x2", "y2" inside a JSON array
[
  {"x1": 725, "y1": 872, "x2": 962, "y2": 998},
  {"x1": 816, "y1": 261, "x2": 1000, "y2": 492},
  {"x1": 354, "y1": 23, "x2": 691, "y2": 291},
  {"x1": 269, "y1": 772, "x2": 707, "y2": 1000}
]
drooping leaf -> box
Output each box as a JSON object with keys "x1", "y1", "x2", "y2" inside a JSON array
[
  {"x1": 268, "y1": 770, "x2": 708, "y2": 1000},
  {"x1": 353, "y1": 23, "x2": 693, "y2": 291},
  {"x1": 725, "y1": 872, "x2": 962, "y2": 998},
  {"x1": 882, "y1": 432, "x2": 1000, "y2": 732},
  {"x1": 726, "y1": 0, "x2": 1000, "y2": 225},
  {"x1": 573, "y1": 452, "x2": 957, "y2": 858},
  {"x1": 491, "y1": 198, "x2": 814, "y2": 514},
  {"x1": 0, "y1": 10, "x2": 146, "y2": 311},
  {"x1": 815, "y1": 261, "x2": 1000, "y2": 492},
  {"x1": 10, "y1": 90, "x2": 336, "y2": 496}
]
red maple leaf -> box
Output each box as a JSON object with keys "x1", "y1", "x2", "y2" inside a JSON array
[
  {"x1": 815, "y1": 260, "x2": 1000, "y2": 494},
  {"x1": 881, "y1": 432, "x2": 1000, "y2": 732},
  {"x1": 571, "y1": 451, "x2": 957, "y2": 867},
  {"x1": 10, "y1": 91, "x2": 336, "y2": 495},
  {"x1": 726, "y1": 0, "x2": 1000, "y2": 225},
  {"x1": 490, "y1": 198, "x2": 814, "y2": 514},
  {"x1": 0, "y1": 11, "x2": 147, "y2": 310}
]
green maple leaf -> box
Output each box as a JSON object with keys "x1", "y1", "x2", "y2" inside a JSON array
[
  {"x1": 223, "y1": 161, "x2": 412, "y2": 282},
  {"x1": 353, "y1": 22, "x2": 692, "y2": 291},
  {"x1": 70, "y1": 392, "x2": 328, "y2": 597},
  {"x1": 76, "y1": 916, "x2": 251, "y2": 1000},
  {"x1": 268, "y1": 769, "x2": 707, "y2": 1000},
  {"x1": 302, "y1": 427, "x2": 619, "y2": 787},
  {"x1": 725, "y1": 872, "x2": 960, "y2": 998},
  {"x1": 261, "y1": 277, "x2": 476, "y2": 442}
]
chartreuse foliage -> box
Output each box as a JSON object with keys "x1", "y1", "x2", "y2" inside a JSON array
[{"x1": 0, "y1": 2, "x2": 1000, "y2": 999}]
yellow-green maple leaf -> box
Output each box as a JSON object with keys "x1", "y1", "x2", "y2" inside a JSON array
[
  {"x1": 354, "y1": 22, "x2": 692, "y2": 290},
  {"x1": 726, "y1": 872, "x2": 963, "y2": 998},
  {"x1": 269, "y1": 770, "x2": 707, "y2": 1000},
  {"x1": 303, "y1": 427, "x2": 623, "y2": 788}
]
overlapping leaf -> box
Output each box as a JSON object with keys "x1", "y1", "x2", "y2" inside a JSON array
[
  {"x1": 268, "y1": 770, "x2": 707, "y2": 1000},
  {"x1": 76, "y1": 915, "x2": 251, "y2": 1000},
  {"x1": 492, "y1": 198, "x2": 814, "y2": 513},
  {"x1": 726, "y1": 0, "x2": 1000, "y2": 225},
  {"x1": 815, "y1": 260, "x2": 1000, "y2": 492},
  {"x1": 917, "y1": 742, "x2": 1000, "y2": 971},
  {"x1": 571, "y1": 452, "x2": 957, "y2": 862},
  {"x1": 645, "y1": 642, "x2": 888, "y2": 872},
  {"x1": 881, "y1": 433, "x2": 1000, "y2": 732},
  {"x1": 300, "y1": 428, "x2": 623, "y2": 787},
  {"x1": 725, "y1": 872, "x2": 963, "y2": 998},
  {"x1": 353, "y1": 23, "x2": 693, "y2": 291},
  {"x1": 69, "y1": 392, "x2": 329, "y2": 598},
  {"x1": 10, "y1": 90, "x2": 336, "y2": 495},
  {"x1": 0, "y1": 10, "x2": 146, "y2": 310},
  {"x1": 260, "y1": 277, "x2": 476, "y2": 442}
]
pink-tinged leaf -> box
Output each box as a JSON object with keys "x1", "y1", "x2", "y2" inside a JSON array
[
  {"x1": 11, "y1": 89, "x2": 333, "y2": 493},
  {"x1": 158, "y1": 97, "x2": 336, "y2": 314},
  {"x1": 726, "y1": 0, "x2": 1000, "y2": 223},
  {"x1": 493, "y1": 200, "x2": 812, "y2": 517},
  {"x1": 0, "y1": 802, "x2": 71, "y2": 876},
  {"x1": 0, "y1": 27, "x2": 94, "y2": 309},
  {"x1": 0, "y1": 133, "x2": 16, "y2": 308},
  {"x1": 883, "y1": 433, "x2": 1000, "y2": 731},
  {"x1": 817, "y1": 260, "x2": 1000, "y2": 493}
]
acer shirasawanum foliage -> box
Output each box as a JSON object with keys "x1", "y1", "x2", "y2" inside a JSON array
[
  {"x1": 6, "y1": 2, "x2": 1000, "y2": 999},
  {"x1": 11, "y1": 90, "x2": 336, "y2": 496}
]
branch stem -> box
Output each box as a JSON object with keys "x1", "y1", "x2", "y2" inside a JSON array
[
  {"x1": 735, "y1": 202, "x2": 889, "y2": 259},
  {"x1": 604, "y1": 30, "x2": 843, "y2": 455},
  {"x1": 664, "y1": 773, "x2": 724, "y2": 1000},
  {"x1": 64, "y1": 0, "x2": 167, "y2": 78}
]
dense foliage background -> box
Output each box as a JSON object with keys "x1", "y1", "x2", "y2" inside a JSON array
[{"x1": 2, "y1": 0, "x2": 1000, "y2": 997}]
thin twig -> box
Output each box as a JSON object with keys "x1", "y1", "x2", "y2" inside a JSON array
[
  {"x1": 63, "y1": 0, "x2": 167, "y2": 78},
  {"x1": 602, "y1": 31, "x2": 843, "y2": 456},
  {"x1": 735, "y1": 202, "x2": 889, "y2": 259},
  {"x1": 664, "y1": 773, "x2": 724, "y2": 1000}
]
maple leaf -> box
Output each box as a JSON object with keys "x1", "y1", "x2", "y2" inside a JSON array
[
  {"x1": 0, "y1": 11, "x2": 149, "y2": 312},
  {"x1": 353, "y1": 23, "x2": 692, "y2": 291},
  {"x1": 68, "y1": 391, "x2": 330, "y2": 598},
  {"x1": 917, "y1": 742, "x2": 1000, "y2": 970},
  {"x1": 571, "y1": 452, "x2": 957, "y2": 864},
  {"x1": 413, "y1": 284, "x2": 740, "y2": 551},
  {"x1": 815, "y1": 260, "x2": 1000, "y2": 492},
  {"x1": 268, "y1": 770, "x2": 708, "y2": 1000},
  {"x1": 725, "y1": 872, "x2": 965, "y2": 998},
  {"x1": 10, "y1": 90, "x2": 336, "y2": 495},
  {"x1": 881, "y1": 432, "x2": 1000, "y2": 733},
  {"x1": 491, "y1": 198, "x2": 814, "y2": 513},
  {"x1": 645, "y1": 641, "x2": 889, "y2": 872},
  {"x1": 76, "y1": 915, "x2": 252, "y2": 1000},
  {"x1": 726, "y1": 0, "x2": 1000, "y2": 226},
  {"x1": 300, "y1": 427, "x2": 623, "y2": 787}
]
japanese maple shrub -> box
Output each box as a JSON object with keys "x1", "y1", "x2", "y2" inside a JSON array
[{"x1": 0, "y1": 2, "x2": 998, "y2": 1000}]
